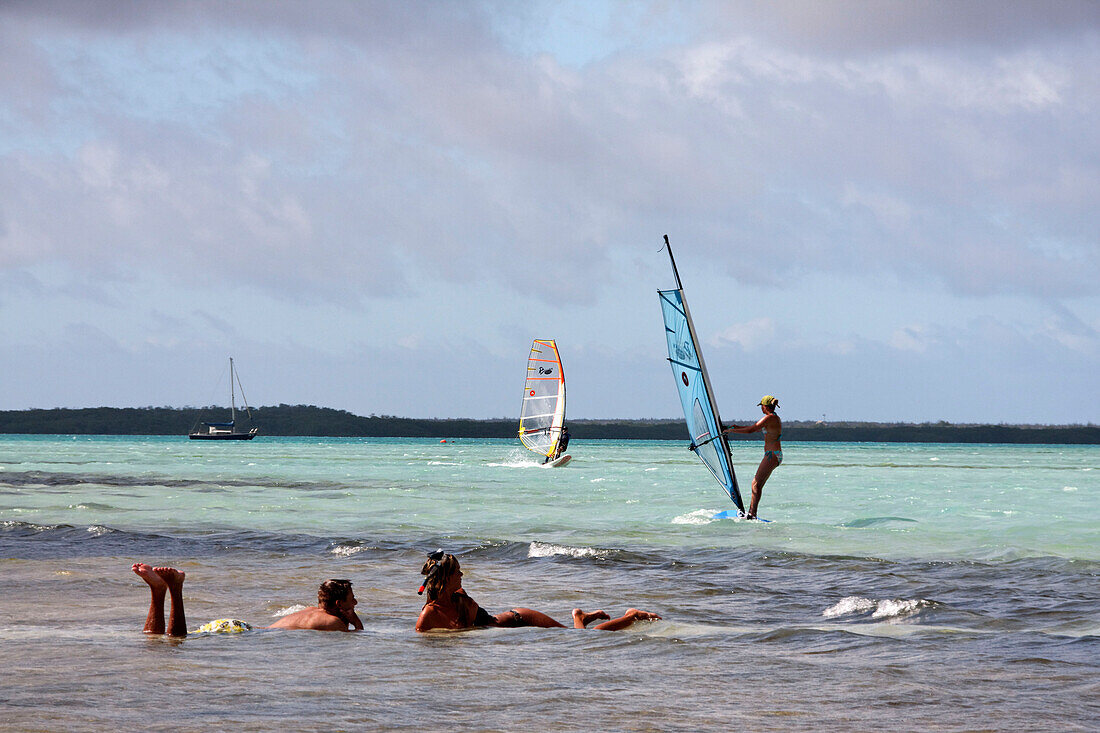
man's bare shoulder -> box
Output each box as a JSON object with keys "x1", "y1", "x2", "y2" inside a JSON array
[{"x1": 267, "y1": 606, "x2": 347, "y2": 631}]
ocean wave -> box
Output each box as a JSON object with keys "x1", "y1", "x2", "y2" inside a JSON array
[
  {"x1": 1, "y1": 519, "x2": 57, "y2": 533},
  {"x1": 0, "y1": 520, "x2": 340, "y2": 559},
  {"x1": 527, "y1": 541, "x2": 608, "y2": 559},
  {"x1": 822, "y1": 596, "x2": 876, "y2": 617},
  {"x1": 841, "y1": 516, "x2": 919, "y2": 528},
  {"x1": 0, "y1": 470, "x2": 349, "y2": 493},
  {"x1": 331, "y1": 544, "x2": 368, "y2": 557},
  {"x1": 823, "y1": 595, "x2": 935, "y2": 620},
  {"x1": 671, "y1": 509, "x2": 719, "y2": 525},
  {"x1": 329, "y1": 540, "x2": 389, "y2": 557}
]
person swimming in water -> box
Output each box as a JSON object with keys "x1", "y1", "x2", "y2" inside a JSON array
[
  {"x1": 414, "y1": 552, "x2": 661, "y2": 632},
  {"x1": 131, "y1": 563, "x2": 362, "y2": 637},
  {"x1": 723, "y1": 395, "x2": 783, "y2": 519}
]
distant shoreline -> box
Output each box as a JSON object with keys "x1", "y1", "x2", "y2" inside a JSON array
[{"x1": 1, "y1": 405, "x2": 1097, "y2": 444}]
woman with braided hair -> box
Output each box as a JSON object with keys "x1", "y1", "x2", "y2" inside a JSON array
[{"x1": 414, "y1": 552, "x2": 660, "y2": 633}]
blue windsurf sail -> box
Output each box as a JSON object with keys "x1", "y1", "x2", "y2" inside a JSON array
[{"x1": 658, "y1": 236, "x2": 744, "y2": 514}]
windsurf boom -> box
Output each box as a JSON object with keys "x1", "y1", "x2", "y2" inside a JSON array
[
  {"x1": 658, "y1": 236, "x2": 745, "y2": 514},
  {"x1": 518, "y1": 339, "x2": 566, "y2": 459}
]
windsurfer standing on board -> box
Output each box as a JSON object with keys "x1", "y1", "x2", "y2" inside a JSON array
[
  {"x1": 723, "y1": 395, "x2": 782, "y2": 520},
  {"x1": 554, "y1": 425, "x2": 570, "y2": 459}
]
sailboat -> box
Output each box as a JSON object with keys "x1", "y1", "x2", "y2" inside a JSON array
[
  {"x1": 518, "y1": 339, "x2": 571, "y2": 467},
  {"x1": 188, "y1": 357, "x2": 259, "y2": 440},
  {"x1": 657, "y1": 236, "x2": 746, "y2": 517}
]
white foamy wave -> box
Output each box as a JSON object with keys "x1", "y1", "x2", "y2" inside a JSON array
[
  {"x1": 823, "y1": 596, "x2": 876, "y2": 618},
  {"x1": 1063, "y1": 486, "x2": 1078, "y2": 492},
  {"x1": 590, "y1": 477, "x2": 606, "y2": 483},
  {"x1": 2, "y1": 520, "x2": 52, "y2": 531},
  {"x1": 330, "y1": 544, "x2": 366, "y2": 557},
  {"x1": 85, "y1": 525, "x2": 114, "y2": 537},
  {"x1": 672, "y1": 509, "x2": 719, "y2": 525},
  {"x1": 644, "y1": 467, "x2": 658, "y2": 472},
  {"x1": 486, "y1": 460, "x2": 538, "y2": 468},
  {"x1": 823, "y1": 596, "x2": 930, "y2": 620},
  {"x1": 273, "y1": 604, "x2": 309, "y2": 618},
  {"x1": 872, "y1": 599, "x2": 928, "y2": 619},
  {"x1": 527, "y1": 541, "x2": 607, "y2": 559}
]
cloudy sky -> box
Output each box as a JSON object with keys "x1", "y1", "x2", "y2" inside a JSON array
[{"x1": 1, "y1": 1, "x2": 1098, "y2": 424}]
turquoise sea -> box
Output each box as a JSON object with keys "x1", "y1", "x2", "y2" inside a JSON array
[{"x1": 1, "y1": 435, "x2": 1097, "y2": 731}]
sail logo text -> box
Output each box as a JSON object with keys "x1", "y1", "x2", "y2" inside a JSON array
[
  {"x1": 538, "y1": 367, "x2": 555, "y2": 375},
  {"x1": 674, "y1": 341, "x2": 693, "y2": 362}
]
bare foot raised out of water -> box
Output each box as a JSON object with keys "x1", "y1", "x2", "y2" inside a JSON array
[
  {"x1": 132, "y1": 562, "x2": 168, "y2": 591},
  {"x1": 572, "y1": 608, "x2": 611, "y2": 628},
  {"x1": 625, "y1": 608, "x2": 661, "y2": 621},
  {"x1": 153, "y1": 566, "x2": 185, "y2": 591}
]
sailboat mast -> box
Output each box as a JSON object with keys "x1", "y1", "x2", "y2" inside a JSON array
[{"x1": 230, "y1": 356, "x2": 237, "y2": 423}]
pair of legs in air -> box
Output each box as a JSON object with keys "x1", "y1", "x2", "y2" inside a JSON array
[{"x1": 133, "y1": 563, "x2": 187, "y2": 637}]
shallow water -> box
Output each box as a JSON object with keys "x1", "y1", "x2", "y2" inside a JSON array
[{"x1": 1, "y1": 436, "x2": 1097, "y2": 731}]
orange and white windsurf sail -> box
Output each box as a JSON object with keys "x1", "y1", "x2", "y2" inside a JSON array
[{"x1": 518, "y1": 339, "x2": 566, "y2": 457}]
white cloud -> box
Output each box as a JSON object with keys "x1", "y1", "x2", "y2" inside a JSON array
[
  {"x1": 1, "y1": 1, "x2": 1098, "y2": 421},
  {"x1": 713, "y1": 318, "x2": 776, "y2": 351}
]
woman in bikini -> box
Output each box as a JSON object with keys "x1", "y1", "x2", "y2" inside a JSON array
[
  {"x1": 414, "y1": 552, "x2": 660, "y2": 632},
  {"x1": 723, "y1": 395, "x2": 782, "y2": 519}
]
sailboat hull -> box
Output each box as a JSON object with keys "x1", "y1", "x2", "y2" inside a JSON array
[{"x1": 188, "y1": 432, "x2": 257, "y2": 440}]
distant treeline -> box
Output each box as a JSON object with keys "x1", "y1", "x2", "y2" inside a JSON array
[{"x1": 0, "y1": 405, "x2": 1098, "y2": 444}]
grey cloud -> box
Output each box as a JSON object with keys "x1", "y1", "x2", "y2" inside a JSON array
[
  {"x1": 1, "y1": 1, "x2": 1098, "y2": 306},
  {"x1": 701, "y1": 0, "x2": 1100, "y2": 54}
]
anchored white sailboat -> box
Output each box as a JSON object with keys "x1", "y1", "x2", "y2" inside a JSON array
[
  {"x1": 188, "y1": 357, "x2": 259, "y2": 440},
  {"x1": 518, "y1": 339, "x2": 570, "y2": 467}
]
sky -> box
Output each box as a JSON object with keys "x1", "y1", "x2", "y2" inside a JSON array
[{"x1": 1, "y1": 0, "x2": 1098, "y2": 424}]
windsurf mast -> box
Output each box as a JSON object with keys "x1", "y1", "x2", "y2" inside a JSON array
[
  {"x1": 663, "y1": 234, "x2": 684, "y2": 291},
  {"x1": 658, "y1": 235, "x2": 744, "y2": 513}
]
